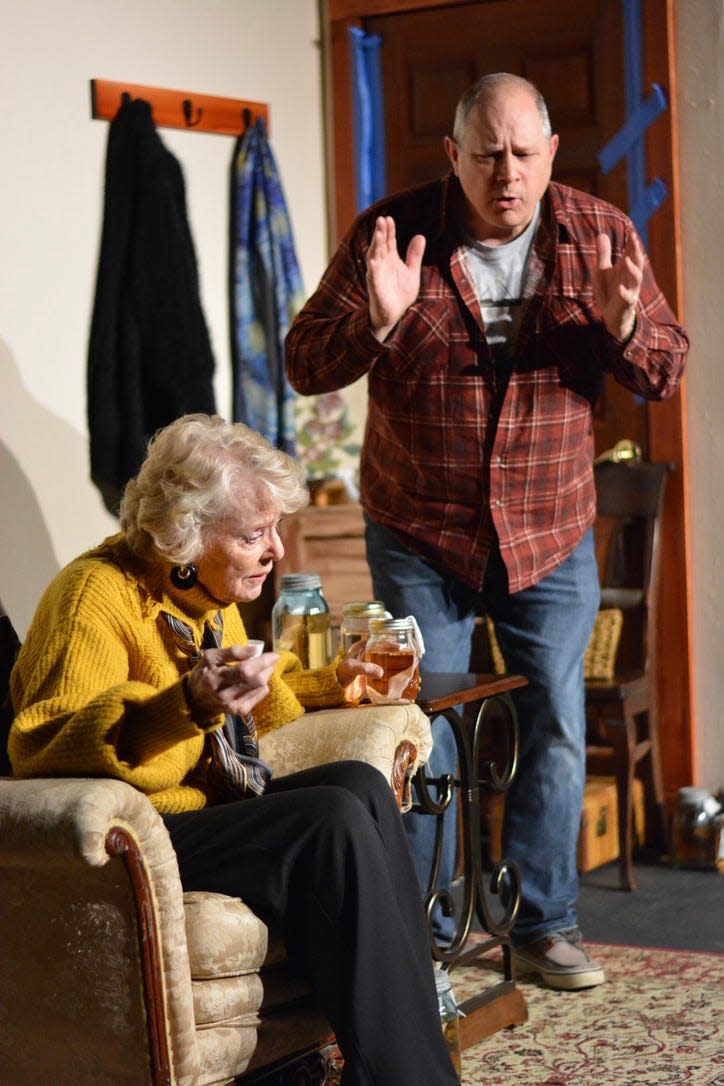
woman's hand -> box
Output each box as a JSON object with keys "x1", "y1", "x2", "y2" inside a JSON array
[
  {"x1": 186, "y1": 645, "x2": 279, "y2": 720},
  {"x1": 336, "y1": 649, "x2": 384, "y2": 703}
]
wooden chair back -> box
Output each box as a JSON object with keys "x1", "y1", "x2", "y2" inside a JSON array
[
  {"x1": 592, "y1": 460, "x2": 669, "y2": 675},
  {"x1": 586, "y1": 460, "x2": 671, "y2": 888}
]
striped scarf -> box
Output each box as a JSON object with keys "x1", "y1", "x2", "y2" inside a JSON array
[{"x1": 163, "y1": 611, "x2": 272, "y2": 800}]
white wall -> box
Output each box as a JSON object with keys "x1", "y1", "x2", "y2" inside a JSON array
[
  {"x1": 0, "y1": 0, "x2": 327, "y2": 634},
  {"x1": 675, "y1": 0, "x2": 724, "y2": 794},
  {"x1": 0, "y1": 0, "x2": 721, "y2": 794}
]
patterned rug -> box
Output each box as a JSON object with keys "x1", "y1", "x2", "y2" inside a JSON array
[{"x1": 453, "y1": 941, "x2": 724, "y2": 1085}]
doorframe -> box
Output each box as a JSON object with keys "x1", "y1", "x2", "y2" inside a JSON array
[{"x1": 319, "y1": 0, "x2": 694, "y2": 809}]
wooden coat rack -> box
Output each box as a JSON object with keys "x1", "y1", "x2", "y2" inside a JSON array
[{"x1": 90, "y1": 78, "x2": 269, "y2": 136}]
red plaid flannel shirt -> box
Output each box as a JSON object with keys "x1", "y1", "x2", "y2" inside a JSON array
[{"x1": 285, "y1": 178, "x2": 688, "y2": 593}]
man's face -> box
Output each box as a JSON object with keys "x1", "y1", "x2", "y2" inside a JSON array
[{"x1": 444, "y1": 87, "x2": 558, "y2": 246}]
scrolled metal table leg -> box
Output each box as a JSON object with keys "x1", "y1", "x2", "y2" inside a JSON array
[
  {"x1": 470, "y1": 692, "x2": 521, "y2": 942},
  {"x1": 413, "y1": 685, "x2": 528, "y2": 1045}
]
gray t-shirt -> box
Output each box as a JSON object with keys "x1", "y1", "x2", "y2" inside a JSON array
[{"x1": 461, "y1": 204, "x2": 540, "y2": 370}]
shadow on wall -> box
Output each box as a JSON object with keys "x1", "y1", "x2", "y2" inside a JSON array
[
  {"x1": 0, "y1": 443, "x2": 59, "y2": 637},
  {"x1": 0, "y1": 339, "x2": 92, "y2": 637}
]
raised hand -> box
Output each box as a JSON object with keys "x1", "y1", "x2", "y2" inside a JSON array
[
  {"x1": 594, "y1": 231, "x2": 645, "y2": 343},
  {"x1": 366, "y1": 215, "x2": 426, "y2": 341}
]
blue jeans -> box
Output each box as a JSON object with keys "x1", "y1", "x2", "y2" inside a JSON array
[{"x1": 365, "y1": 516, "x2": 599, "y2": 946}]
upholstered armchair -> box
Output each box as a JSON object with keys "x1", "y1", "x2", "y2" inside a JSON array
[{"x1": 0, "y1": 702, "x2": 433, "y2": 1086}]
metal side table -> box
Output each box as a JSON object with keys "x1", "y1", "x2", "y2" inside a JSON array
[{"x1": 413, "y1": 672, "x2": 529, "y2": 1049}]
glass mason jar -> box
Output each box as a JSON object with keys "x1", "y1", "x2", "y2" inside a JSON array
[
  {"x1": 339, "y1": 600, "x2": 390, "y2": 655},
  {"x1": 435, "y1": 969, "x2": 462, "y2": 1078},
  {"x1": 671, "y1": 786, "x2": 718, "y2": 869},
  {"x1": 272, "y1": 573, "x2": 333, "y2": 669},
  {"x1": 364, "y1": 616, "x2": 421, "y2": 701}
]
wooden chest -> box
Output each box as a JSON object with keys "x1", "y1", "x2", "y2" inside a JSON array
[
  {"x1": 485, "y1": 775, "x2": 644, "y2": 874},
  {"x1": 577, "y1": 775, "x2": 645, "y2": 873}
]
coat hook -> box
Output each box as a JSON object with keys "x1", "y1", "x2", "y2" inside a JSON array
[
  {"x1": 121, "y1": 91, "x2": 131, "y2": 106},
  {"x1": 242, "y1": 107, "x2": 252, "y2": 131},
  {"x1": 182, "y1": 98, "x2": 203, "y2": 127}
]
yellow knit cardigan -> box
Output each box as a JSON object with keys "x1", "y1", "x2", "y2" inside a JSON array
[{"x1": 9, "y1": 536, "x2": 347, "y2": 813}]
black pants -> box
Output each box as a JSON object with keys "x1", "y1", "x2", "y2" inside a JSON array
[{"x1": 163, "y1": 760, "x2": 458, "y2": 1086}]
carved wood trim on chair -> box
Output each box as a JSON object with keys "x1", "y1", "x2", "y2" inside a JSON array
[
  {"x1": 391, "y1": 739, "x2": 418, "y2": 809},
  {"x1": 106, "y1": 825, "x2": 173, "y2": 1086}
]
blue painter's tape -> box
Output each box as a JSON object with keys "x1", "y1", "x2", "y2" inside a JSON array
[
  {"x1": 622, "y1": 0, "x2": 644, "y2": 209},
  {"x1": 349, "y1": 26, "x2": 386, "y2": 212},
  {"x1": 629, "y1": 178, "x2": 669, "y2": 237},
  {"x1": 623, "y1": 0, "x2": 644, "y2": 122},
  {"x1": 597, "y1": 84, "x2": 668, "y2": 174}
]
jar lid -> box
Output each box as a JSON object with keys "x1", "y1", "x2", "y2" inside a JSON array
[
  {"x1": 678, "y1": 786, "x2": 710, "y2": 804},
  {"x1": 369, "y1": 617, "x2": 414, "y2": 633},
  {"x1": 280, "y1": 573, "x2": 322, "y2": 591},
  {"x1": 342, "y1": 600, "x2": 387, "y2": 616}
]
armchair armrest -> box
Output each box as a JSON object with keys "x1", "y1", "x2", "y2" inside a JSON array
[
  {"x1": 0, "y1": 774, "x2": 170, "y2": 865},
  {"x1": 0, "y1": 777, "x2": 201, "y2": 1086},
  {"x1": 258, "y1": 702, "x2": 433, "y2": 810}
]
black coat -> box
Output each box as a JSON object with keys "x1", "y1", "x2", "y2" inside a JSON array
[{"x1": 87, "y1": 99, "x2": 216, "y2": 514}]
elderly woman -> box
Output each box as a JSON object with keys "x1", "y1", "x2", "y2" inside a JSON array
[{"x1": 9, "y1": 414, "x2": 458, "y2": 1086}]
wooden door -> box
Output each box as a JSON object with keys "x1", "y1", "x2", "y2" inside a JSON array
[{"x1": 321, "y1": 0, "x2": 692, "y2": 812}]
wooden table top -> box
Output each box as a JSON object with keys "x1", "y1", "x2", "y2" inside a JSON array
[{"x1": 417, "y1": 672, "x2": 527, "y2": 714}]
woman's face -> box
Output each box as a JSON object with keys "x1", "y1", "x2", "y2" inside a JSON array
[{"x1": 194, "y1": 477, "x2": 285, "y2": 605}]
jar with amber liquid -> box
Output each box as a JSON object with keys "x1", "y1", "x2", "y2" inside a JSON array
[{"x1": 364, "y1": 616, "x2": 421, "y2": 702}]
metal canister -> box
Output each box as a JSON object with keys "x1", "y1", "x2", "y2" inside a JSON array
[
  {"x1": 671, "y1": 786, "x2": 719, "y2": 869},
  {"x1": 435, "y1": 969, "x2": 462, "y2": 1078}
]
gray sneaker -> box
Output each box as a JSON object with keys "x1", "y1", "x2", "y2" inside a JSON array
[{"x1": 514, "y1": 931, "x2": 605, "y2": 990}]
